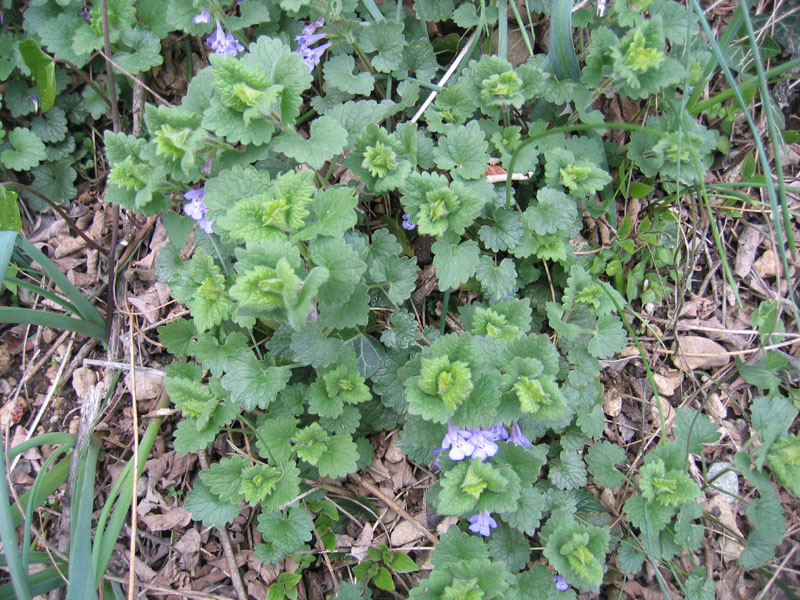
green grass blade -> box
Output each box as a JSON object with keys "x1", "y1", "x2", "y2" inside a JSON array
[
  {"x1": 15, "y1": 236, "x2": 106, "y2": 327},
  {"x1": 4, "y1": 275, "x2": 83, "y2": 316},
  {"x1": 0, "y1": 432, "x2": 32, "y2": 600},
  {"x1": 94, "y1": 392, "x2": 169, "y2": 584},
  {"x1": 737, "y1": 0, "x2": 795, "y2": 254},
  {"x1": 18, "y1": 39, "x2": 56, "y2": 113},
  {"x1": 11, "y1": 453, "x2": 71, "y2": 528},
  {"x1": 22, "y1": 445, "x2": 73, "y2": 573},
  {"x1": 497, "y1": 0, "x2": 508, "y2": 60},
  {"x1": 66, "y1": 435, "x2": 100, "y2": 600},
  {"x1": 509, "y1": 0, "x2": 534, "y2": 57},
  {"x1": 0, "y1": 231, "x2": 18, "y2": 287},
  {"x1": 0, "y1": 566, "x2": 67, "y2": 600},
  {"x1": 690, "y1": 0, "x2": 800, "y2": 327},
  {"x1": 0, "y1": 307, "x2": 107, "y2": 340},
  {"x1": 8, "y1": 433, "x2": 76, "y2": 460},
  {"x1": 361, "y1": 0, "x2": 385, "y2": 22},
  {"x1": 547, "y1": 0, "x2": 581, "y2": 81}
]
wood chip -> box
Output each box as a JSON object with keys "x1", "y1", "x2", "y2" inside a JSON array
[{"x1": 672, "y1": 336, "x2": 730, "y2": 371}]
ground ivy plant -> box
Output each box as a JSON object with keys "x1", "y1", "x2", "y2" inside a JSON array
[{"x1": 12, "y1": 0, "x2": 796, "y2": 597}]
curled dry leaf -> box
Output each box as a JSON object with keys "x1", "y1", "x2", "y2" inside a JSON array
[
  {"x1": 672, "y1": 336, "x2": 730, "y2": 371},
  {"x1": 734, "y1": 224, "x2": 761, "y2": 278}
]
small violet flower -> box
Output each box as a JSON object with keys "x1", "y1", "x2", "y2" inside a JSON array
[
  {"x1": 183, "y1": 188, "x2": 214, "y2": 234},
  {"x1": 296, "y1": 17, "x2": 330, "y2": 71},
  {"x1": 509, "y1": 421, "x2": 532, "y2": 448},
  {"x1": 553, "y1": 575, "x2": 570, "y2": 592},
  {"x1": 468, "y1": 511, "x2": 498, "y2": 537},
  {"x1": 483, "y1": 424, "x2": 509, "y2": 442},
  {"x1": 401, "y1": 213, "x2": 417, "y2": 231},
  {"x1": 441, "y1": 425, "x2": 474, "y2": 461},
  {"x1": 193, "y1": 10, "x2": 211, "y2": 24},
  {"x1": 78, "y1": 9, "x2": 90, "y2": 20},
  {"x1": 468, "y1": 428, "x2": 499, "y2": 461},
  {"x1": 206, "y1": 20, "x2": 245, "y2": 56},
  {"x1": 201, "y1": 157, "x2": 213, "y2": 175}
]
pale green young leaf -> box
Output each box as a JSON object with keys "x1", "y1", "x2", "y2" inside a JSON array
[
  {"x1": 324, "y1": 55, "x2": 374, "y2": 96},
  {"x1": 767, "y1": 434, "x2": 800, "y2": 494},
  {"x1": 184, "y1": 480, "x2": 241, "y2": 529},
  {"x1": 272, "y1": 115, "x2": 347, "y2": 169},
  {"x1": 194, "y1": 332, "x2": 249, "y2": 378},
  {"x1": 292, "y1": 422, "x2": 330, "y2": 464},
  {"x1": 432, "y1": 232, "x2": 480, "y2": 291},
  {"x1": 542, "y1": 521, "x2": 610, "y2": 592}
]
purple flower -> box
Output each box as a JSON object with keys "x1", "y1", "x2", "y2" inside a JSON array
[
  {"x1": 78, "y1": 9, "x2": 90, "y2": 20},
  {"x1": 401, "y1": 213, "x2": 417, "y2": 231},
  {"x1": 307, "y1": 301, "x2": 318, "y2": 323},
  {"x1": 193, "y1": 10, "x2": 211, "y2": 24},
  {"x1": 206, "y1": 21, "x2": 245, "y2": 56},
  {"x1": 553, "y1": 575, "x2": 569, "y2": 592},
  {"x1": 296, "y1": 18, "x2": 329, "y2": 71},
  {"x1": 468, "y1": 428, "x2": 499, "y2": 461},
  {"x1": 468, "y1": 511, "x2": 498, "y2": 537},
  {"x1": 483, "y1": 424, "x2": 509, "y2": 442},
  {"x1": 201, "y1": 157, "x2": 213, "y2": 175},
  {"x1": 183, "y1": 188, "x2": 213, "y2": 234},
  {"x1": 509, "y1": 422, "x2": 532, "y2": 448},
  {"x1": 441, "y1": 425, "x2": 474, "y2": 461}
]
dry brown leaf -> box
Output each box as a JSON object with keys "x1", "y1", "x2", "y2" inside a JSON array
[
  {"x1": 706, "y1": 495, "x2": 745, "y2": 562},
  {"x1": 672, "y1": 336, "x2": 730, "y2": 371},
  {"x1": 603, "y1": 389, "x2": 622, "y2": 417},
  {"x1": 652, "y1": 370, "x2": 682, "y2": 396},
  {"x1": 735, "y1": 224, "x2": 762, "y2": 278},
  {"x1": 390, "y1": 519, "x2": 424, "y2": 546},
  {"x1": 71, "y1": 367, "x2": 97, "y2": 398},
  {"x1": 141, "y1": 507, "x2": 193, "y2": 532},
  {"x1": 125, "y1": 370, "x2": 163, "y2": 401},
  {"x1": 753, "y1": 248, "x2": 793, "y2": 279}
]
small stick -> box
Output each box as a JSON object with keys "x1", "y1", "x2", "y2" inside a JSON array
[{"x1": 349, "y1": 473, "x2": 439, "y2": 545}]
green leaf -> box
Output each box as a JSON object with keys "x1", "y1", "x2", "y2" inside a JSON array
[
  {"x1": 0, "y1": 186, "x2": 22, "y2": 232},
  {"x1": 272, "y1": 116, "x2": 348, "y2": 169},
  {"x1": 737, "y1": 352, "x2": 788, "y2": 392},
  {"x1": 295, "y1": 186, "x2": 358, "y2": 241},
  {"x1": 430, "y1": 527, "x2": 489, "y2": 569},
  {"x1": 358, "y1": 21, "x2": 405, "y2": 73},
  {"x1": 543, "y1": 521, "x2": 610, "y2": 592},
  {"x1": 373, "y1": 566, "x2": 394, "y2": 591},
  {"x1": 38, "y1": 14, "x2": 93, "y2": 66},
  {"x1": 587, "y1": 315, "x2": 626, "y2": 359},
  {"x1": 433, "y1": 121, "x2": 490, "y2": 180},
  {"x1": 673, "y1": 408, "x2": 722, "y2": 455},
  {"x1": 114, "y1": 27, "x2": 163, "y2": 74},
  {"x1": 316, "y1": 434, "x2": 359, "y2": 478},
  {"x1": 767, "y1": 433, "x2": 800, "y2": 494},
  {"x1": 256, "y1": 416, "x2": 299, "y2": 464},
  {"x1": 388, "y1": 551, "x2": 419, "y2": 573},
  {"x1": 18, "y1": 39, "x2": 56, "y2": 113},
  {"x1": 475, "y1": 256, "x2": 517, "y2": 303},
  {"x1": 751, "y1": 395, "x2": 796, "y2": 468},
  {"x1": 478, "y1": 207, "x2": 524, "y2": 253},
  {"x1": 200, "y1": 455, "x2": 249, "y2": 504},
  {"x1": 487, "y1": 522, "x2": 531, "y2": 572},
  {"x1": 257, "y1": 507, "x2": 314, "y2": 554},
  {"x1": 289, "y1": 323, "x2": 349, "y2": 368},
  {"x1": 503, "y1": 486, "x2": 545, "y2": 536},
  {"x1": 380, "y1": 309, "x2": 420, "y2": 350},
  {"x1": 184, "y1": 480, "x2": 241, "y2": 529},
  {"x1": 324, "y1": 55, "x2": 375, "y2": 96},
  {"x1": 310, "y1": 237, "x2": 366, "y2": 305},
  {"x1": 616, "y1": 537, "x2": 645, "y2": 575},
  {"x1": 28, "y1": 160, "x2": 77, "y2": 206},
  {"x1": 369, "y1": 254, "x2": 418, "y2": 304},
  {"x1": 739, "y1": 490, "x2": 785, "y2": 568},
  {"x1": 1, "y1": 128, "x2": 47, "y2": 171},
  {"x1": 432, "y1": 232, "x2": 480, "y2": 291},
  {"x1": 221, "y1": 348, "x2": 291, "y2": 410},
  {"x1": 157, "y1": 319, "x2": 196, "y2": 357},
  {"x1": 549, "y1": 450, "x2": 587, "y2": 490},
  {"x1": 522, "y1": 187, "x2": 577, "y2": 235},
  {"x1": 585, "y1": 441, "x2": 627, "y2": 488}
]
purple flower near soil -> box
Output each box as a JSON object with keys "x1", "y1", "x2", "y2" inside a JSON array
[
  {"x1": 441, "y1": 425, "x2": 474, "y2": 461},
  {"x1": 509, "y1": 421, "x2": 532, "y2": 448},
  {"x1": 296, "y1": 17, "x2": 329, "y2": 71},
  {"x1": 78, "y1": 9, "x2": 90, "y2": 20},
  {"x1": 206, "y1": 20, "x2": 245, "y2": 56},
  {"x1": 183, "y1": 188, "x2": 214, "y2": 234},
  {"x1": 468, "y1": 428, "x2": 499, "y2": 461},
  {"x1": 401, "y1": 213, "x2": 417, "y2": 231},
  {"x1": 193, "y1": 10, "x2": 211, "y2": 24},
  {"x1": 468, "y1": 511, "x2": 498, "y2": 537},
  {"x1": 553, "y1": 575, "x2": 569, "y2": 592}
]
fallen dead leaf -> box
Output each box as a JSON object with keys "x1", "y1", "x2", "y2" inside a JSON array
[
  {"x1": 735, "y1": 225, "x2": 761, "y2": 278},
  {"x1": 672, "y1": 336, "x2": 731, "y2": 371},
  {"x1": 705, "y1": 495, "x2": 744, "y2": 562},
  {"x1": 141, "y1": 506, "x2": 193, "y2": 532},
  {"x1": 390, "y1": 518, "x2": 424, "y2": 546},
  {"x1": 652, "y1": 370, "x2": 682, "y2": 396},
  {"x1": 603, "y1": 389, "x2": 622, "y2": 417},
  {"x1": 753, "y1": 248, "x2": 794, "y2": 279}
]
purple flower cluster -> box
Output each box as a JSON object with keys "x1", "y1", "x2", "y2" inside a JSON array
[
  {"x1": 439, "y1": 422, "x2": 531, "y2": 463},
  {"x1": 296, "y1": 17, "x2": 330, "y2": 71},
  {"x1": 193, "y1": 10, "x2": 211, "y2": 24},
  {"x1": 401, "y1": 213, "x2": 417, "y2": 231},
  {"x1": 468, "y1": 511, "x2": 497, "y2": 537},
  {"x1": 553, "y1": 575, "x2": 570, "y2": 592},
  {"x1": 206, "y1": 20, "x2": 244, "y2": 56},
  {"x1": 183, "y1": 187, "x2": 213, "y2": 234}
]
